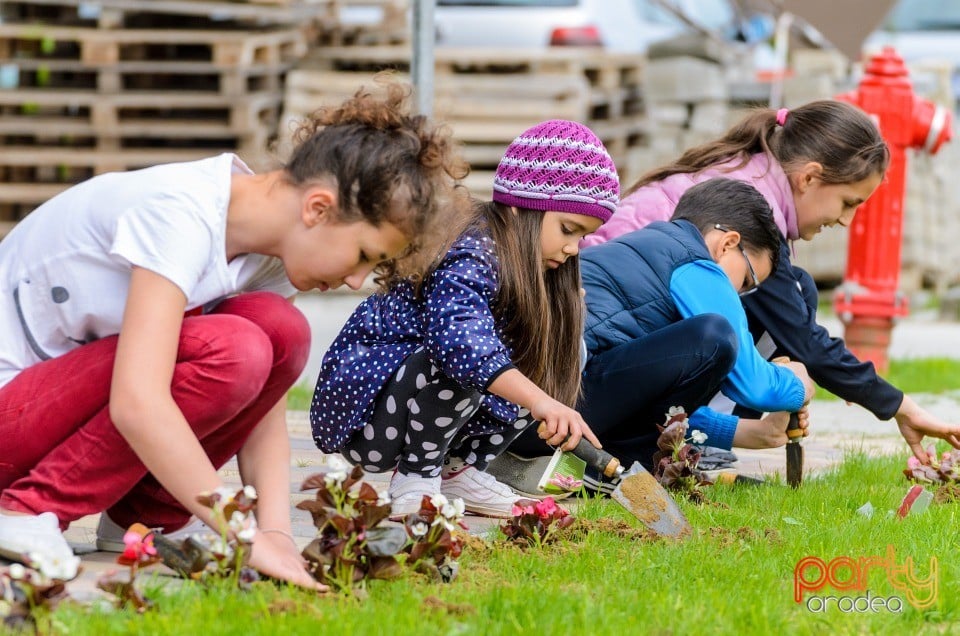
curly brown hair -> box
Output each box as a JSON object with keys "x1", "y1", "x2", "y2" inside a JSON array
[{"x1": 285, "y1": 78, "x2": 469, "y2": 288}]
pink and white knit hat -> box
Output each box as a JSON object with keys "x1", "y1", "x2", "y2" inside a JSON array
[{"x1": 492, "y1": 119, "x2": 620, "y2": 223}]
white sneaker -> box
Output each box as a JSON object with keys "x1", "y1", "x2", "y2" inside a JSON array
[
  {"x1": 387, "y1": 472, "x2": 441, "y2": 519},
  {"x1": 441, "y1": 458, "x2": 520, "y2": 518},
  {"x1": 96, "y1": 513, "x2": 211, "y2": 552},
  {"x1": 0, "y1": 512, "x2": 80, "y2": 580}
]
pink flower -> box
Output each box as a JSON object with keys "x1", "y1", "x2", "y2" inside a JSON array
[
  {"x1": 121, "y1": 530, "x2": 156, "y2": 563},
  {"x1": 534, "y1": 497, "x2": 558, "y2": 519},
  {"x1": 907, "y1": 456, "x2": 922, "y2": 470},
  {"x1": 511, "y1": 504, "x2": 525, "y2": 517}
]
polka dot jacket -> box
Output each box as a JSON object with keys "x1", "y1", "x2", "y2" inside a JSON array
[{"x1": 310, "y1": 229, "x2": 519, "y2": 453}]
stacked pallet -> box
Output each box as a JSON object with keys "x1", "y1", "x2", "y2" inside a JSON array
[
  {"x1": 314, "y1": 0, "x2": 408, "y2": 47},
  {"x1": 280, "y1": 45, "x2": 646, "y2": 197},
  {"x1": 637, "y1": 55, "x2": 730, "y2": 180},
  {"x1": 0, "y1": 0, "x2": 323, "y2": 233}
]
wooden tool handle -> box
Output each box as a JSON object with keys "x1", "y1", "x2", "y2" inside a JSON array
[
  {"x1": 537, "y1": 423, "x2": 621, "y2": 477},
  {"x1": 786, "y1": 412, "x2": 802, "y2": 442}
]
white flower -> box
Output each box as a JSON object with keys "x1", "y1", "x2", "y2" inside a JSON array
[
  {"x1": 431, "y1": 516, "x2": 456, "y2": 531},
  {"x1": 451, "y1": 498, "x2": 466, "y2": 517},
  {"x1": 410, "y1": 521, "x2": 429, "y2": 538},
  {"x1": 27, "y1": 551, "x2": 79, "y2": 581},
  {"x1": 324, "y1": 470, "x2": 347, "y2": 488},
  {"x1": 377, "y1": 492, "x2": 392, "y2": 506},
  {"x1": 242, "y1": 485, "x2": 258, "y2": 500},
  {"x1": 237, "y1": 526, "x2": 257, "y2": 544},
  {"x1": 429, "y1": 493, "x2": 449, "y2": 508},
  {"x1": 7, "y1": 563, "x2": 26, "y2": 580},
  {"x1": 663, "y1": 405, "x2": 687, "y2": 427},
  {"x1": 228, "y1": 510, "x2": 248, "y2": 534},
  {"x1": 691, "y1": 430, "x2": 708, "y2": 444}
]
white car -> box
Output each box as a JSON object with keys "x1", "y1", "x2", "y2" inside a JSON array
[
  {"x1": 434, "y1": 0, "x2": 742, "y2": 53},
  {"x1": 862, "y1": 0, "x2": 960, "y2": 102}
]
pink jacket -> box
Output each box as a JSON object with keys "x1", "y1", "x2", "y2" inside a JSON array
[{"x1": 583, "y1": 153, "x2": 800, "y2": 247}]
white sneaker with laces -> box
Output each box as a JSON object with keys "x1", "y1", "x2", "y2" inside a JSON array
[
  {"x1": 96, "y1": 513, "x2": 211, "y2": 552},
  {"x1": 0, "y1": 511, "x2": 80, "y2": 580},
  {"x1": 441, "y1": 457, "x2": 520, "y2": 518},
  {"x1": 387, "y1": 472, "x2": 441, "y2": 519}
]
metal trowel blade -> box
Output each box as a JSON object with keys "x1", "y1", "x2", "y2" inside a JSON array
[{"x1": 610, "y1": 462, "x2": 692, "y2": 539}]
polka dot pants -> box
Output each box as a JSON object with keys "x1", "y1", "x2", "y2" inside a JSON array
[{"x1": 342, "y1": 348, "x2": 533, "y2": 477}]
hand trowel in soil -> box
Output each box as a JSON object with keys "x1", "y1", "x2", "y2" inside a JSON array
[
  {"x1": 786, "y1": 412, "x2": 803, "y2": 488},
  {"x1": 547, "y1": 428, "x2": 691, "y2": 539}
]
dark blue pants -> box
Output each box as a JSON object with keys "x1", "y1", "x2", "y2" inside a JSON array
[{"x1": 508, "y1": 314, "x2": 738, "y2": 471}]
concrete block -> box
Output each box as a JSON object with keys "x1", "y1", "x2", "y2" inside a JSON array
[
  {"x1": 782, "y1": 74, "x2": 836, "y2": 107},
  {"x1": 646, "y1": 102, "x2": 689, "y2": 126},
  {"x1": 790, "y1": 49, "x2": 850, "y2": 79},
  {"x1": 688, "y1": 100, "x2": 729, "y2": 134},
  {"x1": 643, "y1": 56, "x2": 728, "y2": 103}
]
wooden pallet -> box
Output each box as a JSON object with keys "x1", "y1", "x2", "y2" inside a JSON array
[
  {"x1": 313, "y1": 0, "x2": 408, "y2": 46},
  {"x1": 0, "y1": 0, "x2": 332, "y2": 28},
  {"x1": 5, "y1": 57, "x2": 291, "y2": 95},
  {"x1": 0, "y1": 88, "x2": 282, "y2": 134},
  {"x1": 280, "y1": 46, "x2": 647, "y2": 187},
  {"x1": 294, "y1": 45, "x2": 644, "y2": 123},
  {"x1": 0, "y1": 24, "x2": 306, "y2": 66},
  {"x1": 303, "y1": 45, "x2": 644, "y2": 91}
]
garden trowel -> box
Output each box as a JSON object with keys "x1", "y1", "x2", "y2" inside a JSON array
[
  {"x1": 557, "y1": 433, "x2": 691, "y2": 539},
  {"x1": 786, "y1": 412, "x2": 803, "y2": 488}
]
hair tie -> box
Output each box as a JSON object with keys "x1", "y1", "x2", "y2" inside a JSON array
[{"x1": 776, "y1": 108, "x2": 789, "y2": 127}]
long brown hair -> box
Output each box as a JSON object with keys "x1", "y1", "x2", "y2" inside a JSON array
[
  {"x1": 626, "y1": 100, "x2": 889, "y2": 196},
  {"x1": 420, "y1": 201, "x2": 583, "y2": 408},
  {"x1": 285, "y1": 79, "x2": 469, "y2": 287}
]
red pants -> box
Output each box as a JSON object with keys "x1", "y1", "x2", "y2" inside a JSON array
[{"x1": 0, "y1": 292, "x2": 309, "y2": 530}]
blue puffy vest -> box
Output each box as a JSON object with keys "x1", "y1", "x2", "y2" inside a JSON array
[{"x1": 581, "y1": 219, "x2": 709, "y2": 355}]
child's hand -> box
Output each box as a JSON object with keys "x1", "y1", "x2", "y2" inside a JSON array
[
  {"x1": 532, "y1": 397, "x2": 602, "y2": 451},
  {"x1": 732, "y1": 407, "x2": 809, "y2": 449},
  {"x1": 248, "y1": 530, "x2": 327, "y2": 592}
]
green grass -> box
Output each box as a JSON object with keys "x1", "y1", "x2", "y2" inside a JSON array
[
  {"x1": 286, "y1": 384, "x2": 313, "y2": 411},
  {"x1": 816, "y1": 357, "x2": 960, "y2": 401},
  {"x1": 48, "y1": 451, "x2": 960, "y2": 635}
]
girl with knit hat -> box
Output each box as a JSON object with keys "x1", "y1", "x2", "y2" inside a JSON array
[{"x1": 311, "y1": 119, "x2": 619, "y2": 517}]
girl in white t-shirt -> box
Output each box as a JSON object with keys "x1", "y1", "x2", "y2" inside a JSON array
[{"x1": 0, "y1": 82, "x2": 466, "y2": 589}]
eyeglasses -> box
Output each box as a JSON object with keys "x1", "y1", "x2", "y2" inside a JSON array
[{"x1": 714, "y1": 224, "x2": 760, "y2": 297}]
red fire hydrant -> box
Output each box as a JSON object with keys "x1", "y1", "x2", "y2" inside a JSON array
[{"x1": 833, "y1": 46, "x2": 953, "y2": 372}]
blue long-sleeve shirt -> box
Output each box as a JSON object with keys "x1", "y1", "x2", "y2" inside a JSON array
[
  {"x1": 671, "y1": 260, "x2": 805, "y2": 413},
  {"x1": 671, "y1": 260, "x2": 806, "y2": 449}
]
